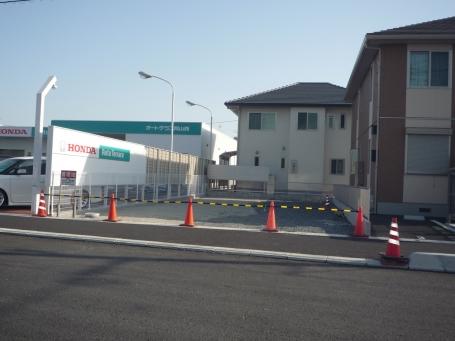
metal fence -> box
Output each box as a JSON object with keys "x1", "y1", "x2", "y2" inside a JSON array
[{"x1": 48, "y1": 145, "x2": 210, "y2": 216}]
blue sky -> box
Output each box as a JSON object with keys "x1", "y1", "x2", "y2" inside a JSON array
[{"x1": 1, "y1": 0, "x2": 454, "y2": 137}]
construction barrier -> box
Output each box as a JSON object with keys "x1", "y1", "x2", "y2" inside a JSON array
[{"x1": 41, "y1": 193, "x2": 356, "y2": 213}]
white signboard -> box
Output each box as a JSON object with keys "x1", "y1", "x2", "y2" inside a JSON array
[
  {"x1": 0, "y1": 126, "x2": 32, "y2": 137},
  {"x1": 46, "y1": 126, "x2": 147, "y2": 187}
]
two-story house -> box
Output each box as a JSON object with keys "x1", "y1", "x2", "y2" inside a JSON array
[
  {"x1": 225, "y1": 83, "x2": 352, "y2": 192},
  {"x1": 345, "y1": 16, "x2": 455, "y2": 217}
]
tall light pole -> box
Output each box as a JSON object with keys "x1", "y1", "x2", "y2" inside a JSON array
[
  {"x1": 31, "y1": 75, "x2": 57, "y2": 215},
  {"x1": 138, "y1": 71, "x2": 175, "y2": 152},
  {"x1": 139, "y1": 71, "x2": 175, "y2": 198},
  {"x1": 186, "y1": 100, "x2": 213, "y2": 162}
]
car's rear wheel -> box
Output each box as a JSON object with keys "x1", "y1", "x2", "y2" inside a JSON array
[{"x1": 0, "y1": 189, "x2": 8, "y2": 208}]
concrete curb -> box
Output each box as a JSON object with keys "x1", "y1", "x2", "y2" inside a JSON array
[
  {"x1": 0, "y1": 227, "x2": 378, "y2": 268},
  {"x1": 1, "y1": 226, "x2": 452, "y2": 273},
  {"x1": 409, "y1": 252, "x2": 455, "y2": 273}
]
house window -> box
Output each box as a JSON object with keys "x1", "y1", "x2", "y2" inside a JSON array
[
  {"x1": 330, "y1": 159, "x2": 344, "y2": 175},
  {"x1": 328, "y1": 116, "x2": 335, "y2": 129},
  {"x1": 340, "y1": 114, "x2": 345, "y2": 129},
  {"x1": 371, "y1": 124, "x2": 377, "y2": 135},
  {"x1": 371, "y1": 150, "x2": 377, "y2": 162},
  {"x1": 406, "y1": 134, "x2": 449, "y2": 174},
  {"x1": 249, "y1": 113, "x2": 275, "y2": 130},
  {"x1": 281, "y1": 158, "x2": 285, "y2": 169},
  {"x1": 249, "y1": 113, "x2": 261, "y2": 129},
  {"x1": 298, "y1": 112, "x2": 318, "y2": 130},
  {"x1": 254, "y1": 156, "x2": 259, "y2": 166},
  {"x1": 409, "y1": 51, "x2": 449, "y2": 87}
]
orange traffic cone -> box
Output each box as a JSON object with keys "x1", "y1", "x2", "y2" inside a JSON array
[
  {"x1": 263, "y1": 201, "x2": 278, "y2": 232},
  {"x1": 106, "y1": 193, "x2": 119, "y2": 222},
  {"x1": 380, "y1": 217, "x2": 408, "y2": 264},
  {"x1": 353, "y1": 207, "x2": 367, "y2": 237},
  {"x1": 36, "y1": 190, "x2": 47, "y2": 217},
  {"x1": 180, "y1": 196, "x2": 195, "y2": 227}
]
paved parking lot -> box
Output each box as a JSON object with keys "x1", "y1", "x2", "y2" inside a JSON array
[
  {"x1": 79, "y1": 198, "x2": 355, "y2": 234},
  {"x1": 4, "y1": 200, "x2": 455, "y2": 241}
]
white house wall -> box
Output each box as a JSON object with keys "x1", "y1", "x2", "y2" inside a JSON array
[
  {"x1": 288, "y1": 107, "x2": 326, "y2": 190},
  {"x1": 324, "y1": 107, "x2": 352, "y2": 185},
  {"x1": 237, "y1": 105, "x2": 351, "y2": 191},
  {"x1": 237, "y1": 107, "x2": 290, "y2": 190}
]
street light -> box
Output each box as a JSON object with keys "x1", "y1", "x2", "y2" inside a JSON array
[
  {"x1": 186, "y1": 100, "x2": 213, "y2": 162},
  {"x1": 139, "y1": 71, "x2": 175, "y2": 198},
  {"x1": 31, "y1": 75, "x2": 57, "y2": 215},
  {"x1": 138, "y1": 71, "x2": 175, "y2": 152}
]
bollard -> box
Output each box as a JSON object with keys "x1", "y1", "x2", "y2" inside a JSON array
[{"x1": 72, "y1": 192, "x2": 76, "y2": 218}]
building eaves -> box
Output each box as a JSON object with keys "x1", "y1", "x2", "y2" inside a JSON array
[
  {"x1": 345, "y1": 16, "x2": 455, "y2": 101},
  {"x1": 368, "y1": 16, "x2": 455, "y2": 36},
  {"x1": 225, "y1": 82, "x2": 351, "y2": 108}
]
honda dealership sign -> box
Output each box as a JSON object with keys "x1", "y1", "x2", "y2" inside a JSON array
[
  {"x1": 0, "y1": 126, "x2": 48, "y2": 137},
  {"x1": 99, "y1": 145, "x2": 130, "y2": 162},
  {"x1": 46, "y1": 126, "x2": 146, "y2": 187},
  {"x1": 0, "y1": 127, "x2": 32, "y2": 137}
]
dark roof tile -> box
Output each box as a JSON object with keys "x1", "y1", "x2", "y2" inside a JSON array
[
  {"x1": 369, "y1": 16, "x2": 455, "y2": 35},
  {"x1": 225, "y1": 82, "x2": 350, "y2": 106}
]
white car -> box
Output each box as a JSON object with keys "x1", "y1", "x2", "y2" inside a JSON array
[
  {"x1": 0, "y1": 157, "x2": 46, "y2": 208},
  {"x1": 0, "y1": 156, "x2": 90, "y2": 209}
]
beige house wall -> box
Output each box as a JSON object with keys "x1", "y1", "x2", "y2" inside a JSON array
[
  {"x1": 406, "y1": 88, "x2": 452, "y2": 128},
  {"x1": 403, "y1": 175, "x2": 448, "y2": 204},
  {"x1": 402, "y1": 43, "x2": 453, "y2": 208}
]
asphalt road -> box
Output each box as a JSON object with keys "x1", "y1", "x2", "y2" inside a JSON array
[
  {"x1": 1, "y1": 215, "x2": 454, "y2": 259},
  {"x1": 1, "y1": 235, "x2": 455, "y2": 340}
]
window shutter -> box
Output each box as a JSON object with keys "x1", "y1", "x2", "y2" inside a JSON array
[{"x1": 407, "y1": 135, "x2": 449, "y2": 174}]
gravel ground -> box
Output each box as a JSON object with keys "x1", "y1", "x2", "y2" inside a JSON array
[{"x1": 70, "y1": 198, "x2": 353, "y2": 234}]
